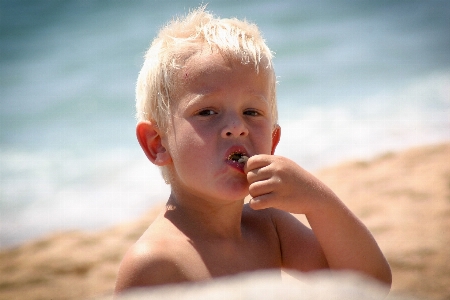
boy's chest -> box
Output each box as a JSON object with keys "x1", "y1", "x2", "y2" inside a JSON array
[{"x1": 178, "y1": 230, "x2": 282, "y2": 280}]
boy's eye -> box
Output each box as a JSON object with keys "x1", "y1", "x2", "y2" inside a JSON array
[
  {"x1": 198, "y1": 109, "x2": 216, "y2": 116},
  {"x1": 244, "y1": 110, "x2": 260, "y2": 116}
]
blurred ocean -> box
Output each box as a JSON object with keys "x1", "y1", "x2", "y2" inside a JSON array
[{"x1": 1, "y1": 0, "x2": 449, "y2": 247}]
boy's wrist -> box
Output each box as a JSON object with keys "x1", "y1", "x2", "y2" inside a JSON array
[{"x1": 295, "y1": 188, "x2": 342, "y2": 216}]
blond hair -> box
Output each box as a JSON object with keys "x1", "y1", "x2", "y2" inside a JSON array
[{"x1": 135, "y1": 6, "x2": 278, "y2": 131}]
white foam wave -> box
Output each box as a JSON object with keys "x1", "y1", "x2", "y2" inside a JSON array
[{"x1": 0, "y1": 148, "x2": 169, "y2": 247}]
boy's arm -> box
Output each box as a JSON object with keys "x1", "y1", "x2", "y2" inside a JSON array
[
  {"x1": 245, "y1": 155, "x2": 392, "y2": 286},
  {"x1": 306, "y1": 194, "x2": 391, "y2": 284}
]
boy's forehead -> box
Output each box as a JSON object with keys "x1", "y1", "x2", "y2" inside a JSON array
[
  {"x1": 183, "y1": 50, "x2": 233, "y2": 79},
  {"x1": 176, "y1": 48, "x2": 272, "y2": 93}
]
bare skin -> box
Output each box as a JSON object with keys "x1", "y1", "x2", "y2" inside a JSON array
[
  {"x1": 115, "y1": 160, "x2": 391, "y2": 292},
  {"x1": 114, "y1": 198, "x2": 326, "y2": 291},
  {"x1": 114, "y1": 48, "x2": 391, "y2": 294}
]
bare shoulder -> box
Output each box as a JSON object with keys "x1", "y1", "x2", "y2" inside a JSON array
[
  {"x1": 242, "y1": 204, "x2": 307, "y2": 234},
  {"x1": 243, "y1": 205, "x2": 328, "y2": 272},
  {"x1": 114, "y1": 218, "x2": 188, "y2": 293}
]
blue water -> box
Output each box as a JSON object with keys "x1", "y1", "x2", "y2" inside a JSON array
[{"x1": 1, "y1": 0, "x2": 449, "y2": 248}]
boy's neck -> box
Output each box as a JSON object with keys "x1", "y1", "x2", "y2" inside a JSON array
[{"x1": 164, "y1": 192, "x2": 245, "y2": 240}]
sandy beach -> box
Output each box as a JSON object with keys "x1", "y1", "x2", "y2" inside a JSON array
[{"x1": 1, "y1": 142, "x2": 449, "y2": 300}]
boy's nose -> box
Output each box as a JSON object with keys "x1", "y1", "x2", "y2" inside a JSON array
[{"x1": 221, "y1": 116, "x2": 249, "y2": 138}]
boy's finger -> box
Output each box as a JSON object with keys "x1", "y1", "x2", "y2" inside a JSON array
[
  {"x1": 248, "y1": 179, "x2": 274, "y2": 197},
  {"x1": 248, "y1": 194, "x2": 274, "y2": 210},
  {"x1": 244, "y1": 154, "x2": 273, "y2": 173},
  {"x1": 246, "y1": 167, "x2": 272, "y2": 184}
]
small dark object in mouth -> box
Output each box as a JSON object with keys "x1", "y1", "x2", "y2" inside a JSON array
[
  {"x1": 228, "y1": 153, "x2": 249, "y2": 163},
  {"x1": 238, "y1": 156, "x2": 249, "y2": 163}
]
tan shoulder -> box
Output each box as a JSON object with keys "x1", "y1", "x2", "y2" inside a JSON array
[
  {"x1": 244, "y1": 205, "x2": 328, "y2": 272},
  {"x1": 242, "y1": 203, "x2": 280, "y2": 221},
  {"x1": 241, "y1": 204, "x2": 293, "y2": 236},
  {"x1": 114, "y1": 231, "x2": 187, "y2": 293},
  {"x1": 242, "y1": 204, "x2": 295, "y2": 226}
]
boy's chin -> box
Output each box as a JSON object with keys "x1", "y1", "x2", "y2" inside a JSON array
[
  {"x1": 208, "y1": 184, "x2": 249, "y2": 203},
  {"x1": 224, "y1": 188, "x2": 250, "y2": 202}
]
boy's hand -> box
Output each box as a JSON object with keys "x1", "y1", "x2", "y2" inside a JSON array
[
  {"x1": 245, "y1": 154, "x2": 337, "y2": 213},
  {"x1": 245, "y1": 154, "x2": 392, "y2": 287}
]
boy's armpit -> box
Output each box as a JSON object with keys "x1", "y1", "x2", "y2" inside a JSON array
[
  {"x1": 115, "y1": 244, "x2": 187, "y2": 293},
  {"x1": 270, "y1": 210, "x2": 329, "y2": 272}
]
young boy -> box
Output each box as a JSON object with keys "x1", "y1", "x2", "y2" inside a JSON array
[{"x1": 114, "y1": 7, "x2": 392, "y2": 293}]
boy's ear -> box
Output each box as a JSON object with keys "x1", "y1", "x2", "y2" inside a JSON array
[
  {"x1": 136, "y1": 121, "x2": 171, "y2": 166},
  {"x1": 271, "y1": 125, "x2": 281, "y2": 155}
]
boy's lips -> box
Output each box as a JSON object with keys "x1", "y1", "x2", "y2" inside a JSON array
[
  {"x1": 225, "y1": 146, "x2": 249, "y2": 171},
  {"x1": 225, "y1": 146, "x2": 248, "y2": 161}
]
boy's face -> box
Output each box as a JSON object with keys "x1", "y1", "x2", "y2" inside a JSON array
[{"x1": 163, "y1": 48, "x2": 279, "y2": 203}]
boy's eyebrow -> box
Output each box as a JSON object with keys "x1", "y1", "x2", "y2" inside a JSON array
[
  {"x1": 185, "y1": 89, "x2": 269, "y2": 106},
  {"x1": 244, "y1": 92, "x2": 270, "y2": 105}
]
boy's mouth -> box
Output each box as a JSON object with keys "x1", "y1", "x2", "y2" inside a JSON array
[{"x1": 228, "y1": 152, "x2": 249, "y2": 164}]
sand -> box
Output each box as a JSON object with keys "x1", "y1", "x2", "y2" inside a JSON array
[{"x1": 0, "y1": 142, "x2": 449, "y2": 300}]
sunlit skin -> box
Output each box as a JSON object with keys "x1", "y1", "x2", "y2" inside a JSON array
[
  {"x1": 114, "y1": 48, "x2": 392, "y2": 293},
  {"x1": 165, "y1": 49, "x2": 278, "y2": 207}
]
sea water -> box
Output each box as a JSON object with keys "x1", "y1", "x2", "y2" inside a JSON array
[{"x1": 1, "y1": 0, "x2": 449, "y2": 247}]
